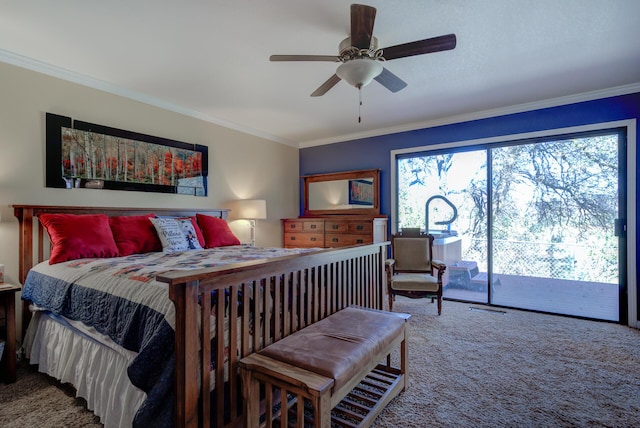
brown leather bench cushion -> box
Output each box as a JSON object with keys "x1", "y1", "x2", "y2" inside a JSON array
[{"x1": 258, "y1": 306, "x2": 405, "y2": 392}]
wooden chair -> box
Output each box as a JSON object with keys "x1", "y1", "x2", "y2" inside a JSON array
[{"x1": 386, "y1": 231, "x2": 447, "y2": 314}]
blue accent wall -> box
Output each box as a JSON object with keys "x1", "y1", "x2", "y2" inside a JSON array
[{"x1": 300, "y1": 92, "x2": 640, "y2": 321}]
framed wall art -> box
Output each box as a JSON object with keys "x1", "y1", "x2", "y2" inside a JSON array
[
  {"x1": 45, "y1": 113, "x2": 208, "y2": 196},
  {"x1": 348, "y1": 179, "x2": 374, "y2": 205}
]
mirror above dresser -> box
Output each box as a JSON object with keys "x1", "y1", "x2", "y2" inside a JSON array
[
  {"x1": 283, "y1": 169, "x2": 387, "y2": 248},
  {"x1": 303, "y1": 169, "x2": 380, "y2": 216}
]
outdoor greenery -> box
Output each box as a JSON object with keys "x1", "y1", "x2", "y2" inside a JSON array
[{"x1": 397, "y1": 133, "x2": 620, "y2": 283}]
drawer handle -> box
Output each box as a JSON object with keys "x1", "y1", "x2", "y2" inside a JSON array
[
  {"x1": 356, "y1": 225, "x2": 364, "y2": 230},
  {"x1": 290, "y1": 236, "x2": 296, "y2": 241},
  {"x1": 356, "y1": 239, "x2": 363, "y2": 243},
  {"x1": 311, "y1": 237, "x2": 316, "y2": 241},
  {"x1": 310, "y1": 224, "x2": 316, "y2": 229},
  {"x1": 332, "y1": 238, "x2": 339, "y2": 242},
  {"x1": 332, "y1": 225, "x2": 339, "y2": 229}
]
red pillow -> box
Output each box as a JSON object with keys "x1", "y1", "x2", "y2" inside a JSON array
[
  {"x1": 109, "y1": 214, "x2": 162, "y2": 256},
  {"x1": 196, "y1": 214, "x2": 241, "y2": 248},
  {"x1": 39, "y1": 213, "x2": 120, "y2": 264}
]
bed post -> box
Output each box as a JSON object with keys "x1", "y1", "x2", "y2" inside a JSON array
[
  {"x1": 14, "y1": 206, "x2": 35, "y2": 338},
  {"x1": 14, "y1": 206, "x2": 34, "y2": 285},
  {"x1": 380, "y1": 243, "x2": 390, "y2": 311},
  {"x1": 169, "y1": 280, "x2": 201, "y2": 428}
]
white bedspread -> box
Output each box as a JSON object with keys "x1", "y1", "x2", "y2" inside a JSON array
[{"x1": 21, "y1": 245, "x2": 319, "y2": 427}]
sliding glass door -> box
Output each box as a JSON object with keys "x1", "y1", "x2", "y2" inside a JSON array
[
  {"x1": 397, "y1": 149, "x2": 489, "y2": 303},
  {"x1": 396, "y1": 128, "x2": 625, "y2": 321}
]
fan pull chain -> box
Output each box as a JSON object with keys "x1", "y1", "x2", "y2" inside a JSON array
[{"x1": 358, "y1": 86, "x2": 362, "y2": 123}]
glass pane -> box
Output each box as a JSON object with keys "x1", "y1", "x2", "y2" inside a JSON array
[
  {"x1": 490, "y1": 135, "x2": 620, "y2": 320},
  {"x1": 397, "y1": 150, "x2": 488, "y2": 303}
]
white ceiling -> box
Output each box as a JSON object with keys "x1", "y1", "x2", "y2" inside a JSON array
[{"x1": 2, "y1": 1, "x2": 639, "y2": 148}]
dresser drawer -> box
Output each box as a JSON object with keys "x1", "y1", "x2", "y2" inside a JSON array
[
  {"x1": 284, "y1": 232, "x2": 324, "y2": 247},
  {"x1": 283, "y1": 220, "x2": 304, "y2": 232},
  {"x1": 303, "y1": 221, "x2": 324, "y2": 232},
  {"x1": 325, "y1": 234, "x2": 372, "y2": 247},
  {"x1": 348, "y1": 221, "x2": 373, "y2": 234},
  {"x1": 283, "y1": 220, "x2": 324, "y2": 233},
  {"x1": 325, "y1": 221, "x2": 348, "y2": 233},
  {"x1": 282, "y1": 217, "x2": 386, "y2": 249}
]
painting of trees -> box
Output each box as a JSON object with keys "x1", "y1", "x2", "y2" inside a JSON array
[{"x1": 61, "y1": 127, "x2": 205, "y2": 193}]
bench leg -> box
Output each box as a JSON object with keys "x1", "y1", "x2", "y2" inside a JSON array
[
  {"x1": 313, "y1": 391, "x2": 332, "y2": 428},
  {"x1": 240, "y1": 367, "x2": 260, "y2": 428},
  {"x1": 401, "y1": 325, "x2": 409, "y2": 391}
]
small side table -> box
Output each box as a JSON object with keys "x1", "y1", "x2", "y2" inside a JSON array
[{"x1": 0, "y1": 283, "x2": 21, "y2": 383}]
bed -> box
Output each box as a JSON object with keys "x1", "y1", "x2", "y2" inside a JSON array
[{"x1": 14, "y1": 205, "x2": 389, "y2": 428}]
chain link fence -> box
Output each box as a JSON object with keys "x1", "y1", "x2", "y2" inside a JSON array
[{"x1": 463, "y1": 238, "x2": 618, "y2": 284}]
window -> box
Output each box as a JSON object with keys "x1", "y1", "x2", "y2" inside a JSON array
[{"x1": 393, "y1": 127, "x2": 628, "y2": 321}]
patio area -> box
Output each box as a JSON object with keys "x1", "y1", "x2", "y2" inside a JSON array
[{"x1": 443, "y1": 273, "x2": 619, "y2": 321}]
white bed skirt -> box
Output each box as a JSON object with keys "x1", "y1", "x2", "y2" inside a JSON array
[{"x1": 23, "y1": 310, "x2": 147, "y2": 428}]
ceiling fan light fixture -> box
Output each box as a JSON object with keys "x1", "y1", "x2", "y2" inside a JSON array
[{"x1": 336, "y1": 58, "x2": 383, "y2": 89}]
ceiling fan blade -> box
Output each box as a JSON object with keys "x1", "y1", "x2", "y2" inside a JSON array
[
  {"x1": 311, "y1": 74, "x2": 341, "y2": 97},
  {"x1": 374, "y1": 67, "x2": 408, "y2": 93},
  {"x1": 381, "y1": 33, "x2": 457, "y2": 61},
  {"x1": 270, "y1": 55, "x2": 340, "y2": 62},
  {"x1": 350, "y1": 4, "x2": 377, "y2": 49}
]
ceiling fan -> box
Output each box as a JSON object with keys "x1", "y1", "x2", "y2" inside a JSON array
[{"x1": 270, "y1": 3, "x2": 457, "y2": 97}]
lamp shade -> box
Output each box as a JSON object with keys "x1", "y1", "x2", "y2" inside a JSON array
[
  {"x1": 336, "y1": 58, "x2": 383, "y2": 89},
  {"x1": 235, "y1": 199, "x2": 267, "y2": 220}
]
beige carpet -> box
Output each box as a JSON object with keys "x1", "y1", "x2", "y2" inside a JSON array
[
  {"x1": 0, "y1": 363, "x2": 101, "y2": 427},
  {"x1": 1, "y1": 298, "x2": 639, "y2": 427},
  {"x1": 374, "y1": 298, "x2": 640, "y2": 427}
]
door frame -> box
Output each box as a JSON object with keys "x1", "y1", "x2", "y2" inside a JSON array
[{"x1": 390, "y1": 119, "x2": 637, "y2": 327}]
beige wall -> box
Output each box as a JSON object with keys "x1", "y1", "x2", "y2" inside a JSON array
[{"x1": 0, "y1": 61, "x2": 300, "y2": 295}]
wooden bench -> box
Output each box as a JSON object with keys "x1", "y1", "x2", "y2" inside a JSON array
[{"x1": 239, "y1": 306, "x2": 410, "y2": 428}]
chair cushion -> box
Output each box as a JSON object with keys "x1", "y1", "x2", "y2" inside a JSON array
[
  {"x1": 391, "y1": 273, "x2": 440, "y2": 292},
  {"x1": 259, "y1": 306, "x2": 405, "y2": 392},
  {"x1": 393, "y1": 237, "x2": 431, "y2": 271}
]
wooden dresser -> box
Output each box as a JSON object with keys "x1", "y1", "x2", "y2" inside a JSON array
[{"x1": 282, "y1": 216, "x2": 388, "y2": 248}]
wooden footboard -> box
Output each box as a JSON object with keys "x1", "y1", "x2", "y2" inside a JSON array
[
  {"x1": 13, "y1": 205, "x2": 389, "y2": 428},
  {"x1": 157, "y1": 242, "x2": 389, "y2": 428}
]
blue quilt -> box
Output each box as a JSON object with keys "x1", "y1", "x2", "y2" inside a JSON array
[{"x1": 21, "y1": 246, "x2": 317, "y2": 427}]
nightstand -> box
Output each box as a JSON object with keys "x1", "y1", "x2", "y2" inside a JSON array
[{"x1": 0, "y1": 283, "x2": 21, "y2": 383}]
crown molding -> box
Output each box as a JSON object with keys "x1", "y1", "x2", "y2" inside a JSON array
[
  {"x1": 3, "y1": 49, "x2": 637, "y2": 150},
  {"x1": 299, "y1": 82, "x2": 640, "y2": 148},
  {"x1": 0, "y1": 49, "x2": 297, "y2": 147}
]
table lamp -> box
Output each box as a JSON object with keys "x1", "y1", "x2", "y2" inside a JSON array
[{"x1": 235, "y1": 199, "x2": 267, "y2": 246}]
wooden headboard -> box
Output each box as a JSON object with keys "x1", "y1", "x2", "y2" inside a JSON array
[{"x1": 12, "y1": 205, "x2": 229, "y2": 285}]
